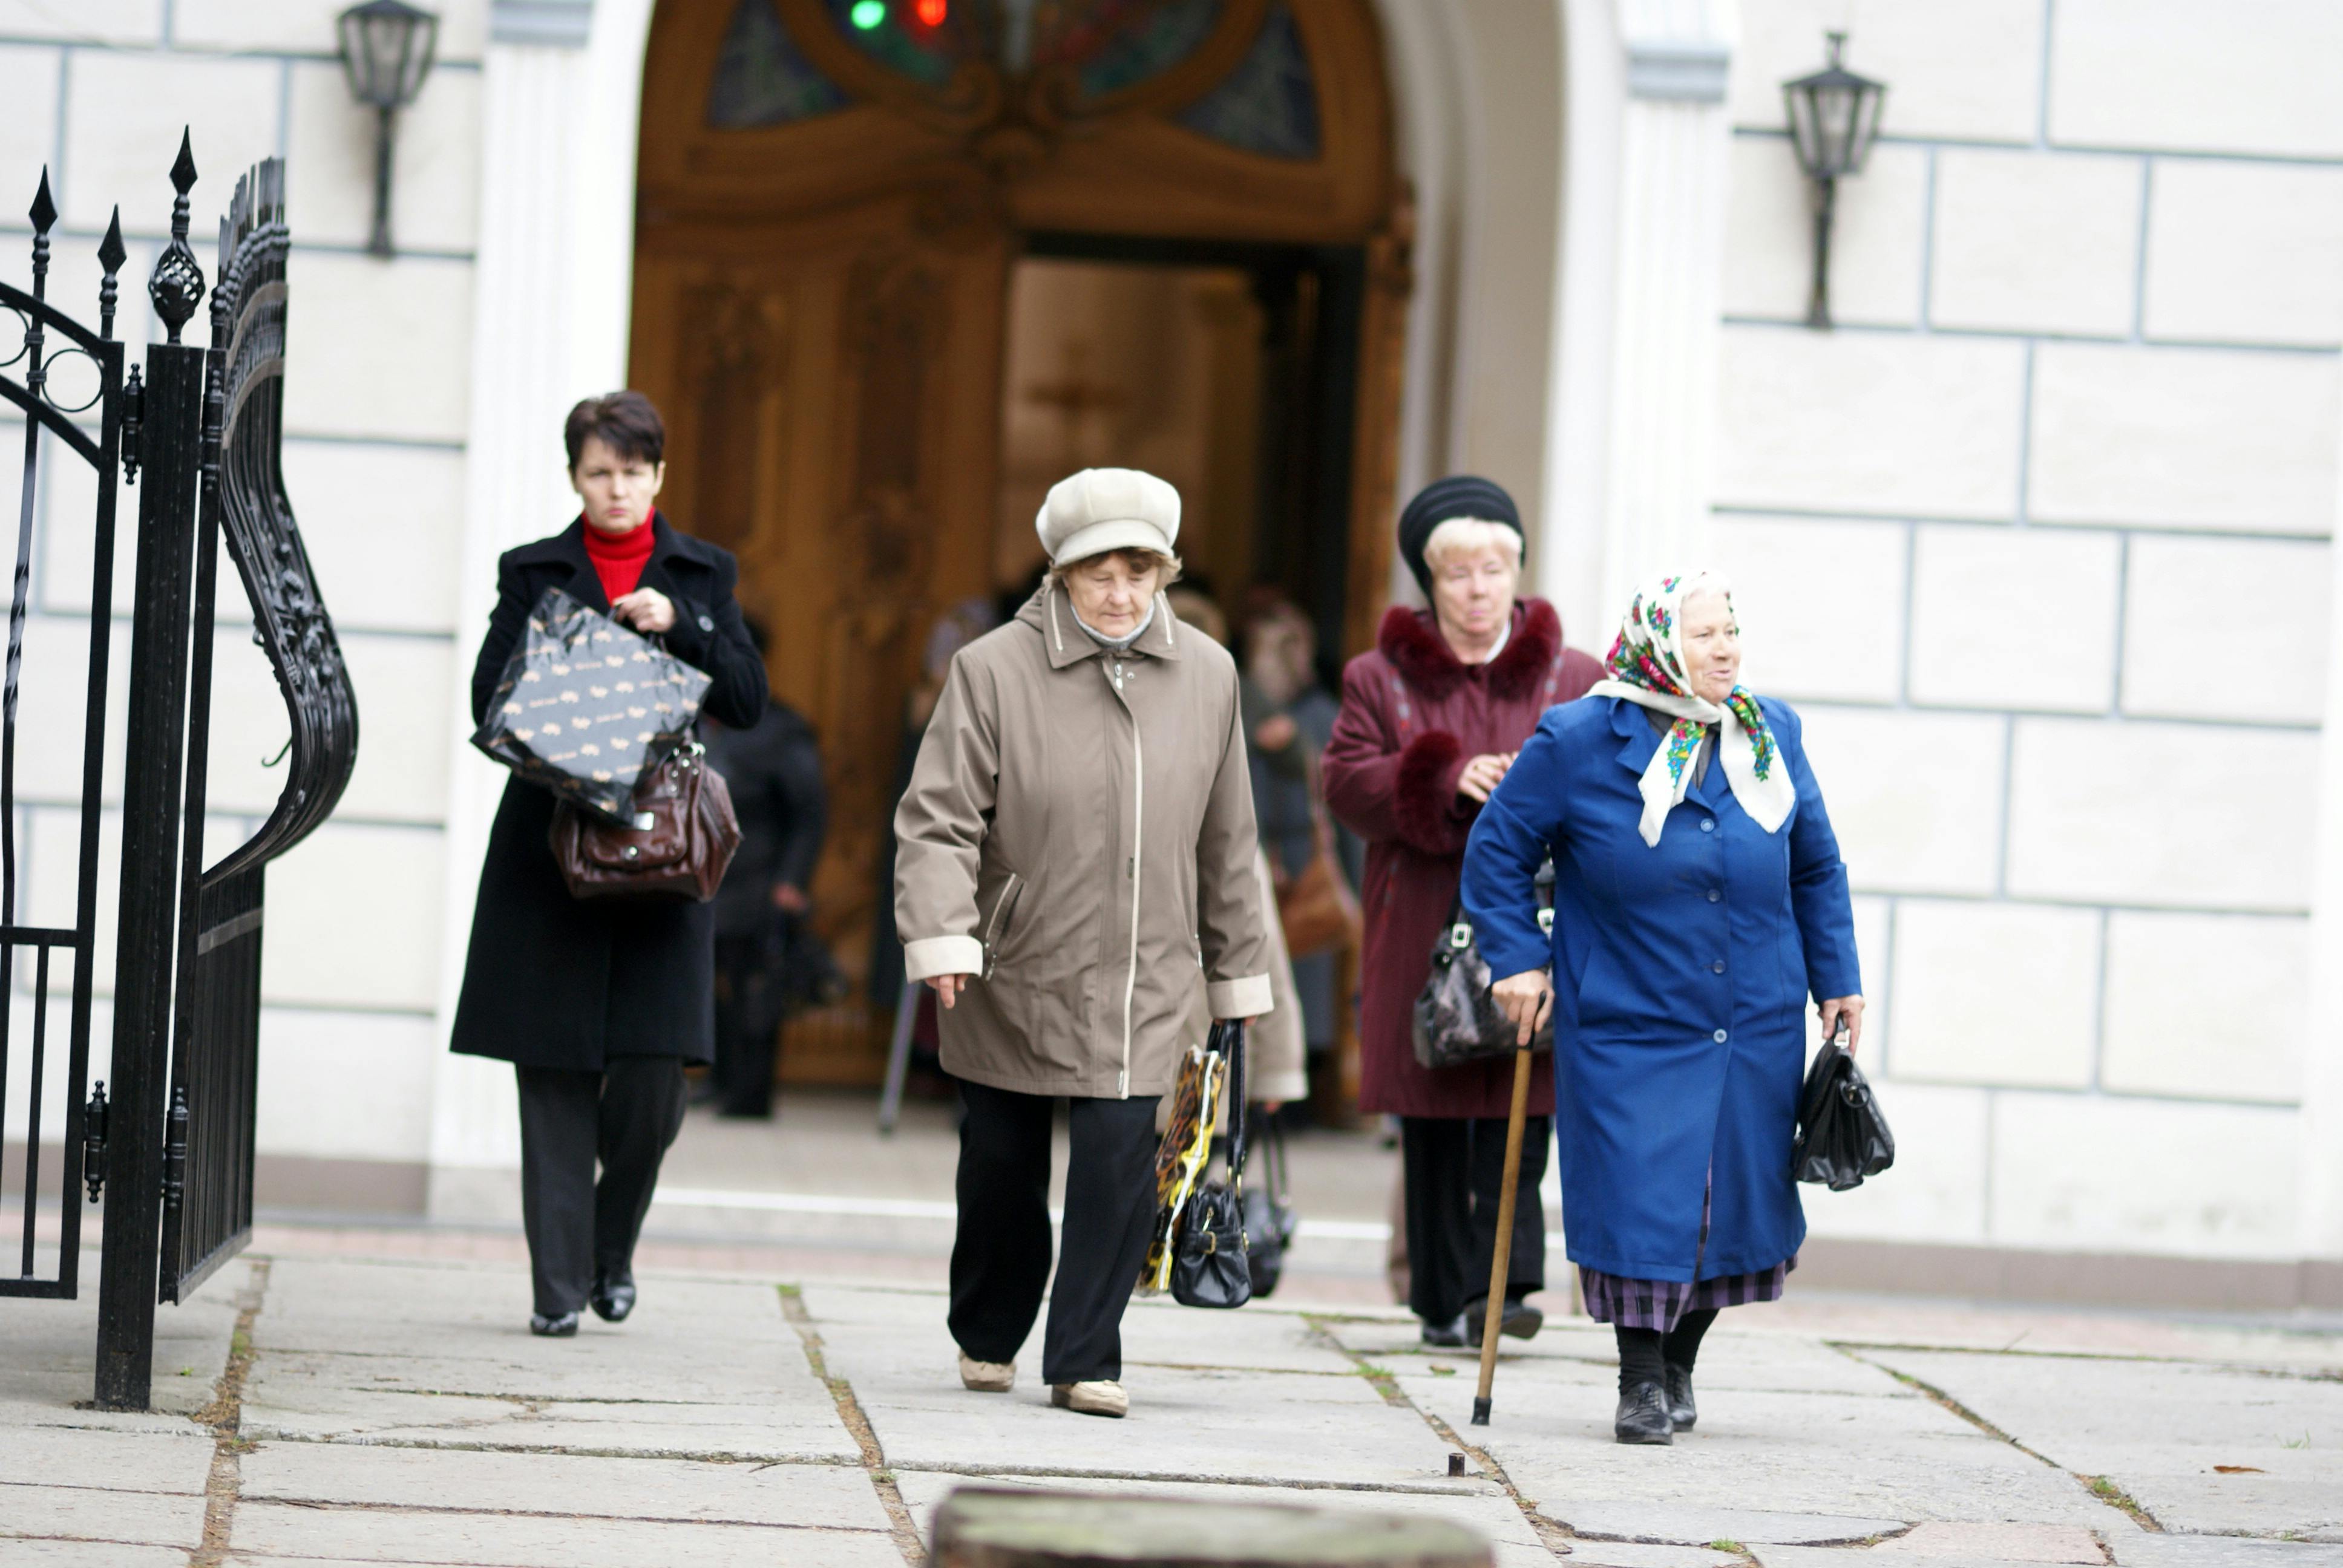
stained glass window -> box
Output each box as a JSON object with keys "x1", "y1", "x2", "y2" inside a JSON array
[
  {"x1": 827, "y1": 0, "x2": 966, "y2": 85},
  {"x1": 707, "y1": 0, "x2": 851, "y2": 128},
  {"x1": 1177, "y1": 3, "x2": 1318, "y2": 160},
  {"x1": 1034, "y1": 0, "x2": 1221, "y2": 99}
]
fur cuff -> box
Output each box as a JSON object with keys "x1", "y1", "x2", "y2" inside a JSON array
[{"x1": 1394, "y1": 730, "x2": 1469, "y2": 854}]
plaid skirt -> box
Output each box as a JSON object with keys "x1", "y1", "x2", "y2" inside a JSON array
[{"x1": 1576, "y1": 1169, "x2": 1794, "y2": 1331}]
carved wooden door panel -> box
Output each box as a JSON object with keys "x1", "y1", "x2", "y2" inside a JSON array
[{"x1": 631, "y1": 203, "x2": 1008, "y2": 1083}]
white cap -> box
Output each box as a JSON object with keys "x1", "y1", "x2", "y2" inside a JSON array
[{"x1": 1035, "y1": 468, "x2": 1180, "y2": 567}]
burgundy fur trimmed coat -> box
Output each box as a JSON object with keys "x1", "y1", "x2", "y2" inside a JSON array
[{"x1": 1322, "y1": 599, "x2": 1601, "y2": 1118}]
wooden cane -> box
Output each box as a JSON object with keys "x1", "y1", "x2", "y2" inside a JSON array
[{"x1": 1471, "y1": 1042, "x2": 1535, "y2": 1426}]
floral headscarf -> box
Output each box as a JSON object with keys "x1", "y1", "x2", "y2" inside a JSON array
[{"x1": 1588, "y1": 571, "x2": 1795, "y2": 847}]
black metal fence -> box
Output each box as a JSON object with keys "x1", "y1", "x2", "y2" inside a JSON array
[{"x1": 0, "y1": 136, "x2": 356, "y2": 1409}]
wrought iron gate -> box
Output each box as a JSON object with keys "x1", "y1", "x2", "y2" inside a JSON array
[
  {"x1": 0, "y1": 137, "x2": 356, "y2": 1408},
  {"x1": 0, "y1": 174, "x2": 131, "y2": 1307}
]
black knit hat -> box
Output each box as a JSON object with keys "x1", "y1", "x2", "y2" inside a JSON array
[{"x1": 1397, "y1": 475, "x2": 1523, "y2": 596}]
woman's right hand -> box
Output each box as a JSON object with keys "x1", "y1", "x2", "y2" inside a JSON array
[
  {"x1": 1491, "y1": 969, "x2": 1552, "y2": 1046},
  {"x1": 926, "y1": 973, "x2": 974, "y2": 1010},
  {"x1": 1457, "y1": 752, "x2": 1514, "y2": 803}
]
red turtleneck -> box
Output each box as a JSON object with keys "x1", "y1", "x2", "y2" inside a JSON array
[{"x1": 582, "y1": 513, "x2": 655, "y2": 604}]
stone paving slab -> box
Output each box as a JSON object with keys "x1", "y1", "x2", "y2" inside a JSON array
[
  {"x1": 244, "y1": 1341, "x2": 824, "y2": 1406},
  {"x1": 1561, "y1": 1506, "x2": 1907, "y2": 1547},
  {"x1": 1330, "y1": 1323, "x2": 1910, "y2": 1400},
  {"x1": 1394, "y1": 1367, "x2": 2132, "y2": 1534},
  {"x1": 0, "y1": 1422, "x2": 215, "y2": 1493},
  {"x1": 1873, "y1": 1523, "x2": 2108, "y2": 1561},
  {"x1": 805, "y1": 1305, "x2": 1473, "y2": 1489},
  {"x1": 238, "y1": 1385, "x2": 860, "y2": 1462},
  {"x1": 0, "y1": 1264, "x2": 244, "y2": 1423},
  {"x1": 2109, "y1": 1537, "x2": 2343, "y2": 1568},
  {"x1": 227, "y1": 1501, "x2": 903, "y2": 1567},
  {"x1": 891, "y1": 1471, "x2": 1555, "y2": 1568},
  {"x1": 1856, "y1": 1350, "x2": 2343, "y2": 1540},
  {"x1": 0, "y1": 1481, "x2": 208, "y2": 1549},
  {"x1": 1565, "y1": 1543, "x2": 1745, "y2": 1568},
  {"x1": 803, "y1": 1284, "x2": 1360, "y2": 1374},
  {"x1": 0, "y1": 1542, "x2": 192, "y2": 1566},
  {"x1": 238, "y1": 1442, "x2": 892, "y2": 1529}
]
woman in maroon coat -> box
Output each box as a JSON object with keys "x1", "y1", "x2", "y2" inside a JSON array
[{"x1": 1323, "y1": 477, "x2": 1601, "y2": 1347}]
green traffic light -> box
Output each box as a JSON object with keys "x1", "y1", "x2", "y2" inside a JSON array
[{"x1": 850, "y1": 0, "x2": 886, "y2": 28}]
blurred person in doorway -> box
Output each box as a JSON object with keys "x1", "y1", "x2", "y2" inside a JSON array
[
  {"x1": 450, "y1": 391, "x2": 767, "y2": 1337},
  {"x1": 1463, "y1": 570, "x2": 1862, "y2": 1445},
  {"x1": 1167, "y1": 580, "x2": 1307, "y2": 1111},
  {"x1": 700, "y1": 613, "x2": 831, "y2": 1120},
  {"x1": 1322, "y1": 477, "x2": 1601, "y2": 1350},
  {"x1": 1240, "y1": 593, "x2": 1356, "y2": 1077},
  {"x1": 895, "y1": 468, "x2": 1270, "y2": 1421}
]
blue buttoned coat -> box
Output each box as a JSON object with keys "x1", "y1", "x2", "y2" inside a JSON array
[{"x1": 1459, "y1": 694, "x2": 1860, "y2": 1282}]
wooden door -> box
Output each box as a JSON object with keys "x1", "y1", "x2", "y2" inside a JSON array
[
  {"x1": 631, "y1": 207, "x2": 1008, "y2": 1082},
  {"x1": 635, "y1": 0, "x2": 1401, "y2": 1087}
]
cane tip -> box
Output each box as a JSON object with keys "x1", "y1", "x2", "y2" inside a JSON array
[{"x1": 1470, "y1": 1397, "x2": 1492, "y2": 1426}]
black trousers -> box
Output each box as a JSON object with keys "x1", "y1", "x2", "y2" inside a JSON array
[
  {"x1": 516, "y1": 1057, "x2": 689, "y2": 1318},
  {"x1": 948, "y1": 1080, "x2": 1161, "y2": 1385},
  {"x1": 1401, "y1": 1113, "x2": 1550, "y2": 1325},
  {"x1": 712, "y1": 931, "x2": 779, "y2": 1115}
]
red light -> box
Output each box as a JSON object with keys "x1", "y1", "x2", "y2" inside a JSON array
[{"x1": 915, "y1": 0, "x2": 946, "y2": 24}]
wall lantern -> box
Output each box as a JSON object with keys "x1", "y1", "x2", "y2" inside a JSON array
[
  {"x1": 336, "y1": 0, "x2": 440, "y2": 257},
  {"x1": 1781, "y1": 31, "x2": 1886, "y2": 329}
]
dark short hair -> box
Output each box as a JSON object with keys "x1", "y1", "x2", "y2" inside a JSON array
[{"x1": 564, "y1": 391, "x2": 666, "y2": 471}]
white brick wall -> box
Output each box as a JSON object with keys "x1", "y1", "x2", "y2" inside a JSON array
[
  {"x1": 1906, "y1": 525, "x2": 2120, "y2": 713},
  {"x1": 2142, "y1": 161, "x2": 2343, "y2": 349},
  {"x1": 1886, "y1": 899, "x2": 2100, "y2": 1089},
  {"x1": 1930, "y1": 149, "x2": 2141, "y2": 338},
  {"x1": 1715, "y1": 328, "x2": 2026, "y2": 518},
  {"x1": 1725, "y1": 0, "x2": 2343, "y2": 1266}
]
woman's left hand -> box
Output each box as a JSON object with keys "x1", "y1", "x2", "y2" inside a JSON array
[
  {"x1": 610, "y1": 587, "x2": 676, "y2": 635},
  {"x1": 1818, "y1": 995, "x2": 1866, "y2": 1056},
  {"x1": 1490, "y1": 970, "x2": 1552, "y2": 1047}
]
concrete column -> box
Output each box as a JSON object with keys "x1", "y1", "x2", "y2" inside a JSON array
[
  {"x1": 426, "y1": 0, "x2": 650, "y2": 1218},
  {"x1": 1593, "y1": 0, "x2": 1736, "y2": 626}
]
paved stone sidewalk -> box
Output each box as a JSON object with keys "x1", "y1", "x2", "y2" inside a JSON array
[{"x1": 2, "y1": 1249, "x2": 2339, "y2": 1566}]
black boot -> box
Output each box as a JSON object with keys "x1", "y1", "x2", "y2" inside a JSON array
[
  {"x1": 529, "y1": 1311, "x2": 579, "y2": 1337},
  {"x1": 1464, "y1": 1295, "x2": 1545, "y2": 1346},
  {"x1": 1615, "y1": 1379, "x2": 1674, "y2": 1444},
  {"x1": 1663, "y1": 1364, "x2": 1697, "y2": 1431},
  {"x1": 590, "y1": 1275, "x2": 638, "y2": 1323},
  {"x1": 1420, "y1": 1313, "x2": 1469, "y2": 1348}
]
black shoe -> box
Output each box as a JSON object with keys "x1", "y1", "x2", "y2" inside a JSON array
[
  {"x1": 1464, "y1": 1298, "x2": 1545, "y2": 1347},
  {"x1": 1420, "y1": 1313, "x2": 1469, "y2": 1348},
  {"x1": 1664, "y1": 1364, "x2": 1697, "y2": 1431},
  {"x1": 1614, "y1": 1379, "x2": 1675, "y2": 1444},
  {"x1": 589, "y1": 1276, "x2": 637, "y2": 1323},
  {"x1": 529, "y1": 1312, "x2": 579, "y2": 1337}
]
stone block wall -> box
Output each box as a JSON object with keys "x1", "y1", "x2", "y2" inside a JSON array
[
  {"x1": 0, "y1": 0, "x2": 487, "y2": 1206},
  {"x1": 1717, "y1": 0, "x2": 2342, "y2": 1263}
]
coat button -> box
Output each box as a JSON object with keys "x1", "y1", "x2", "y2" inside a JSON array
[
  {"x1": 697, "y1": 613, "x2": 715, "y2": 632},
  {"x1": 1713, "y1": 1028, "x2": 1728, "y2": 1043},
  {"x1": 1711, "y1": 959, "x2": 1725, "y2": 974},
  {"x1": 1700, "y1": 818, "x2": 1715, "y2": 832},
  {"x1": 1706, "y1": 889, "x2": 1721, "y2": 903}
]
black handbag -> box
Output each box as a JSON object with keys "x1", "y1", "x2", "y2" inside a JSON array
[
  {"x1": 1412, "y1": 863, "x2": 1556, "y2": 1070},
  {"x1": 1241, "y1": 1119, "x2": 1299, "y2": 1299},
  {"x1": 1793, "y1": 1034, "x2": 1895, "y2": 1191},
  {"x1": 1172, "y1": 1020, "x2": 1253, "y2": 1310}
]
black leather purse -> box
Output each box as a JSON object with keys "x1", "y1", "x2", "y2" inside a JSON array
[
  {"x1": 1793, "y1": 1032, "x2": 1895, "y2": 1191},
  {"x1": 1172, "y1": 1020, "x2": 1253, "y2": 1310},
  {"x1": 1412, "y1": 862, "x2": 1557, "y2": 1070}
]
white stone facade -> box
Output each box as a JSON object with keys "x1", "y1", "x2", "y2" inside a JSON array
[
  {"x1": 1718, "y1": 0, "x2": 2343, "y2": 1275},
  {"x1": 3, "y1": 0, "x2": 2338, "y2": 1295}
]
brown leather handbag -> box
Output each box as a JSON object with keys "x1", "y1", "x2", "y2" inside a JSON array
[
  {"x1": 1274, "y1": 757, "x2": 1362, "y2": 958},
  {"x1": 550, "y1": 742, "x2": 742, "y2": 901}
]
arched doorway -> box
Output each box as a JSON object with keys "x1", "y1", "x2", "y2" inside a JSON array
[{"x1": 630, "y1": 0, "x2": 1408, "y2": 1086}]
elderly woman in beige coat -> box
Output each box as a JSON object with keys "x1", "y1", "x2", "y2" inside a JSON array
[{"x1": 896, "y1": 468, "x2": 1272, "y2": 1420}]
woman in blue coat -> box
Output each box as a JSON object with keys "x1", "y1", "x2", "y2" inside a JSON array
[{"x1": 1460, "y1": 572, "x2": 1863, "y2": 1445}]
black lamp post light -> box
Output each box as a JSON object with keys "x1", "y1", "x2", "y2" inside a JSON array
[
  {"x1": 1781, "y1": 31, "x2": 1887, "y2": 329},
  {"x1": 337, "y1": 0, "x2": 440, "y2": 256}
]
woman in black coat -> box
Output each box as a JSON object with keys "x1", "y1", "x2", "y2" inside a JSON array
[{"x1": 450, "y1": 392, "x2": 767, "y2": 1336}]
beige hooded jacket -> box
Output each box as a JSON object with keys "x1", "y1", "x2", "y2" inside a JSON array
[{"x1": 894, "y1": 585, "x2": 1274, "y2": 1099}]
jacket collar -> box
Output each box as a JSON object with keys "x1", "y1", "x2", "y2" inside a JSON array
[
  {"x1": 1378, "y1": 598, "x2": 1560, "y2": 704},
  {"x1": 550, "y1": 513, "x2": 692, "y2": 614},
  {"x1": 1020, "y1": 583, "x2": 1185, "y2": 670},
  {"x1": 1609, "y1": 694, "x2": 1722, "y2": 808}
]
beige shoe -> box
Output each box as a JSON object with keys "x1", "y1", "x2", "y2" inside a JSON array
[
  {"x1": 1050, "y1": 1380, "x2": 1129, "y2": 1418},
  {"x1": 958, "y1": 1353, "x2": 1015, "y2": 1393}
]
